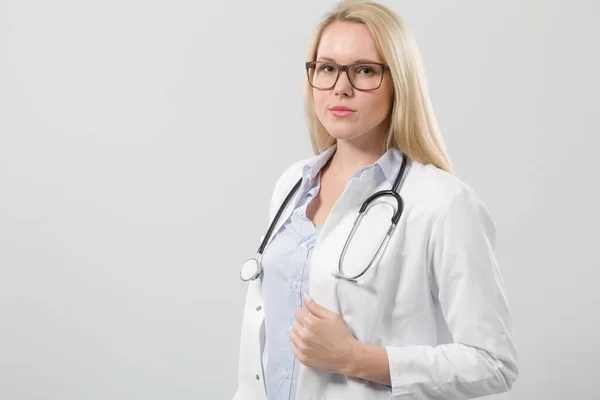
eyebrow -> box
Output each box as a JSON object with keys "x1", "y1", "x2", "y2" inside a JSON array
[{"x1": 317, "y1": 56, "x2": 381, "y2": 64}]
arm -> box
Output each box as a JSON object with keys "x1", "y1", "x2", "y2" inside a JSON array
[
  {"x1": 292, "y1": 182, "x2": 518, "y2": 398},
  {"x1": 382, "y1": 184, "x2": 519, "y2": 398},
  {"x1": 342, "y1": 342, "x2": 391, "y2": 386}
]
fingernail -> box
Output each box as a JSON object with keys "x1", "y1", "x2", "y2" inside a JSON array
[{"x1": 303, "y1": 292, "x2": 313, "y2": 302}]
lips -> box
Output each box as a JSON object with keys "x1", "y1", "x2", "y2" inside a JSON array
[
  {"x1": 329, "y1": 105, "x2": 355, "y2": 112},
  {"x1": 329, "y1": 105, "x2": 356, "y2": 118}
]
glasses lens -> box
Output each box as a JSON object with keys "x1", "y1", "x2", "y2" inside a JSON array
[
  {"x1": 349, "y1": 63, "x2": 384, "y2": 90},
  {"x1": 307, "y1": 62, "x2": 384, "y2": 90},
  {"x1": 307, "y1": 62, "x2": 338, "y2": 89}
]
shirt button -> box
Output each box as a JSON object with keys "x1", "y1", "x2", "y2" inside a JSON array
[
  {"x1": 291, "y1": 281, "x2": 298, "y2": 289},
  {"x1": 256, "y1": 305, "x2": 262, "y2": 311},
  {"x1": 282, "y1": 370, "x2": 289, "y2": 379},
  {"x1": 287, "y1": 326, "x2": 292, "y2": 333},
  {"x1": 255, "y1": 374, "x2": 260, "y2": 381}
]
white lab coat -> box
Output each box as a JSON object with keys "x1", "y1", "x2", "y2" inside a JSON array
[{"x1": 233, "y1": 153, "x2": 518, "y2": 400}]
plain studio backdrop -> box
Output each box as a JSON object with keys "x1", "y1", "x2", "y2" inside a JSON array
[{"x1": 0, "y1": 0, "x2": 598, "y2": 399}]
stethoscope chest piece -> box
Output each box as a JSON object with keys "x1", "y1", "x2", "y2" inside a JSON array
[{"x1": 240, "y1": 256, "x2": 262, "y2": 282}]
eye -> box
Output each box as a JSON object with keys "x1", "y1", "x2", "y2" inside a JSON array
[
  {"x1": 356, "y1": 66, "x2": 375, "y2": 74},
  {"x1": 318, "y1": 64, "x2": 335, "y2": 72}
]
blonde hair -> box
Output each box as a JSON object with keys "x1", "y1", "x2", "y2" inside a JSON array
[{"x1": 303, "y1": 0, "x2": 454, "y2": 174}]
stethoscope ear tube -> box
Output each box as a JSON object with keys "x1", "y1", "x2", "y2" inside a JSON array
[
  {"x1": 359, "y1": 190, "x2": 404, "y2": 224},
  {"x1": 244, "y1": 153, "x2": 410, "y2": 283},
  {"x1": 257, "y1": 177, "x2": 303, "y2": 255}
]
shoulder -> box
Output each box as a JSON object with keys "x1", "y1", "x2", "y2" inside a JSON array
[
  {"x1": 403, "y1": 160, "x2": 461, "y2": 204},
  {"x1": 405, "y1": 159, "x2": 494, "y2": 234},
  {"x1": 276, "y1": 157, "x2": 310, "y2": 190}
]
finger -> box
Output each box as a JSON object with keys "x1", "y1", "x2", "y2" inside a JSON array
[
  {"x1": 292, "y1": 320, "x2": 304, "y2": 338},
  {"x1": 295, "y1": 308, "x2": 316, "y2": 327},
  {"x1": 289, "y1": 329, "x2": 303, "y2": 349},
  {"x1": 291, "y1": 341, "x2": 299, "y2": 358},
  {"x1": 291, "y1": 341, "x2": 305, "y2": 364},
  {"x1": 303, "y1": 292, "x2": 333, "y2": 319}
]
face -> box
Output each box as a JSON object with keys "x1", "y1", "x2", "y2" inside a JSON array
[{"x1": 311, "y1": 21, "x2": 394, "y2": 145}]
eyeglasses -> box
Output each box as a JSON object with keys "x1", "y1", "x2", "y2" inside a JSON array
[{"x1": 305, "y1": 61, "x2": 390, "y2": 91}]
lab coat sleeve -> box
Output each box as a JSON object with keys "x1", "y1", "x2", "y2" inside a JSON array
[{"x1": 385, "y1": 184, "x2": 519, "y2": 399}]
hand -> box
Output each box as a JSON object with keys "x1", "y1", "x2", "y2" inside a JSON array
[{"x1": 289, "y1": 292, "x2": 360, "y2": 375}]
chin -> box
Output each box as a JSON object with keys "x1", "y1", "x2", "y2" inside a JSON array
[
  {"x1": 320, "y1": 119, "x2": 358, "y2": 140},
  {"x1": 325, "y1": 127, "x2": 360, "y2": 141}
]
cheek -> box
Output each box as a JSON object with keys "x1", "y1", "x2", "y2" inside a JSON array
[
  {"x1": 312, "y1": 92, "x2": 332, "y2": 123},
  {"x1": 363, "y1": 94, "x2": 393, "y2": 122},
  {"x1": 312, "y1": 91, "x2": 327, "y2": 112}
]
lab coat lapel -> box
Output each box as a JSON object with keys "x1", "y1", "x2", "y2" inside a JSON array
[
  {"x1": 318, "y1": 168, "x2": 377, "y2": 241},
  {"x1": 295, "y1": 169, "x2": 382, "y2": 399},
  {"x1": 296, "y1": 169, "x2": 375, "y2": 400},
  {"x1": 309, "y1": 167, "x2": 388, "y2": 312}
]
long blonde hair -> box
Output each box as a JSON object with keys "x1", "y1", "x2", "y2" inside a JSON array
[{"x1": 303, "y1": 0, "x2": 454, "y2": 174}]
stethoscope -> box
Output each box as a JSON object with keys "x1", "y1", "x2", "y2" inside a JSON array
[{"x1": 240, "y1": 153, "x2": 408, "y2": 283}]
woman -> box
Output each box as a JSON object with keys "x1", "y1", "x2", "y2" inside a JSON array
[{"x1": 234, "y1": 1, "x2": 518, "y2": 399}]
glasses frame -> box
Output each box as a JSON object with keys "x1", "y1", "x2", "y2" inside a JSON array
[{"x1": 305, "y1": 60, "x2": 390, "y2": 91}]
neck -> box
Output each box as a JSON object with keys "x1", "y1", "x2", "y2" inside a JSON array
[{"x1": 327, "y1": 133, "x2": 387, "y2": 179}]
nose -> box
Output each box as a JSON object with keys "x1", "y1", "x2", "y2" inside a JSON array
[{"x1": 333, "y1": 68, "x2": 353, "y2": 97}]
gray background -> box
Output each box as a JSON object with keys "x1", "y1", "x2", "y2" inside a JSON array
[{"x1": 0, "y1": 0, "x2": 598, "y2": 399}]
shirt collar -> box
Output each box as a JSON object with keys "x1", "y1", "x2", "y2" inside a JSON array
[
  {"x1": 302, "y1": 144, "x2": 337, "y2": 182},
  {"x1": 375, "y1": 146, "x2": 404, "y2": 186},
  {"x1": 301, "y1": 143, "x2": 404, "y2": 186}
]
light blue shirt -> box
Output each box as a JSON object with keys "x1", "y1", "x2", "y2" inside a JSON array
[{"x1": 261, "y1": 144, "x2": 403, "y2": 400}]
